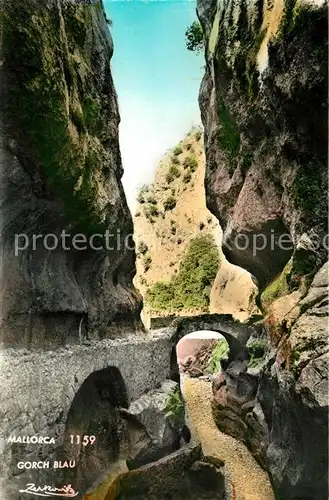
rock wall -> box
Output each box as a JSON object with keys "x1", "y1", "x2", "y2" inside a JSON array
[
  {"x1": 197, "y1": 0, "x2": 328, "y2": 498},
  {"x1": 0, "y1": 0, "x2": 142, "y2": 347},
  {"x1": 260, "y1": 261, "x2": 328, "y2": 499},
  {"x1": 198, "y1": 0, "x2": 328, "y2": 288},
  {"x1": 210, "y1": 266, "x2": 329, "y2": 499}
]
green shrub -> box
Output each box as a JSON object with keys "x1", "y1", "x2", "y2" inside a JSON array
[
  {"x1": 138, "y1": 241, "x2": 148, "y2": 255},
  {"x1": 199, "y1": 221, "x2": 205, "y2": 230},
  {"x1": 169, "y1": 164, "x2": 180, "y2": 178},
  {"x1": 184, "y1": 155, "x2": 198, "y2": 172},
  {"x1": 146, "y1": 235, "x2": 220, "y2": 311},
  {"x1": 241, "y1": 151, "x2": 253, "y2": 176},
  {"x1": 147, "y1": 195, "x2": 158, "y2": 205},
  {"x1": 261, "y1": 260, "x2": 292, "y2": 310},
  {"x1": 148, "y1": 204, "x2": 159, "y2": 217},
  {"x1": 165, "y1": 386, "x2": 185, "y2": 428},
  {"x1": 135, "y1": 211, "x2": 141, "y2": 217},
  {"x1": 206, "y1": 339, "x2": 229, "y2": 374},
  {"x1": 217, "y1": 99, "x2": 240, "y2": 159},
  {"x1": 143, "y1": 253, "x2": 152, "y2": 272},
  {"x1": 171, "y1": 225, "x2": 177, "y2": 235},
  {"x1": 195, "y1": 131, "x2": 202, "y2": 141},
  {"x1": 144, "y1": 207, "x2": 155, "y2": 223},
  {"x1": 173, "y1": 145, "x2": 183, "y2": 156},
  {"x1": 137, "y1": 184, "x2": 149, "y2": 204},
  {"x1": 247, "y1": 339, "x2": 267, "y2": 368},
  {"x1": 185, "y1": 21, "x2": 203, "y2": 53},
  {"x1": 186, "y1": 143, "x2": 192, "y2": 151},
  {"x1": 164, "y1": 195, "x2": 177, "y2": 211},
  {"x1": 172, "y1": 156, "x2": 180, "y2": 166},
  {"x1": 183, "y1": 171, "x2": 192, "y2": 183},
  {"x1": 166, "y1": 173, "x2": 174, "y2": 184},
  {"x1": 144, "y1": 204, "x2": 159, "y2": 219}
]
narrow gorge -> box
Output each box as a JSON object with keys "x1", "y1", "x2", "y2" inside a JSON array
[{"x1": 0, "y1": 1, "x2": 327, "y2": 500}]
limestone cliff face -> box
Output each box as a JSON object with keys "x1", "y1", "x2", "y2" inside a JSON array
[
  {"x1": 0, "y1": 0, "x2": 142, "y2": 346},
  {"x1": 198, "y1": 0, "x2": 328, "y2": 288},
  {"x1": 197, "y1": 0, "x2": 328, "y2": 498}
]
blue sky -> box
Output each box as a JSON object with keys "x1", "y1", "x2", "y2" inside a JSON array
[{"x1": 103, "y1": 0, "x2": 203, "y2": 208}]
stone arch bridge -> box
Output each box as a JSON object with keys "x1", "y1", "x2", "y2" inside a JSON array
[
  {"x1": 0, "y1": 314, "x2": 260, "y2": 499},
  {"x1": 171, "y1": 313, "x2": 262, "y2": 361}
]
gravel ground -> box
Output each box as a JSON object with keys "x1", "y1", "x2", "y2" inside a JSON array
[{"x1": 184, "y1": 378, "x2": 275, "y2": 500}]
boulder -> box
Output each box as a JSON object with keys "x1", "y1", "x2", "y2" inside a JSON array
[
  {"x1": 92, "y1": 445, "x2": 225, "y2": 500},
  {"x1": 211, "y1": 358, "x2": 266, "y2": 467},
  {"x1": 121, "y1": 380, "x2": 183, "y2": 468}
]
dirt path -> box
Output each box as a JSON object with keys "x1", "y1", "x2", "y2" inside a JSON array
[{"x1": 184, "y1": 377, "x2": 275, "y2": 500}]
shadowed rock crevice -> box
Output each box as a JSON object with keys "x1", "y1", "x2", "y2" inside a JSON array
[{"x1": 58, "y1": 367, "x2": 129, "y2": 494}]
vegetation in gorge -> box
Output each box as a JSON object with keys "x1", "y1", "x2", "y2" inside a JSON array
[
  {"x1": 137, "y1": 241, "x2": 148, "y2": 255},
  {"x1": 173, "y1": 145, "x2": 183, "y2": 156},
  {"x1": 183, "y1": 171, "x2": 192, "y2": 184},
  {"x1": 168, "y1": 164, "x2": 181, "y2": 179},
  {"x1": 134, "y1": 129, "x2": 218, "y2": 319},
  {"x1": 164, "y1": 386, "x2": 185, "y2": 427},
  {"x1": 137, "y1": 185, "x2": 150, "y2": 204},
  {"x1": 144, "y1": 203, "x2": 160, "y2": 219},
  {"x1": 143, "y1": 253, "x2": 152, "y2": 272},
  {"x1": 185, "y1": 20, "x2": 203, "y2": 53},
  {"x1": 163, "y1": 195, "x2": 177, "y2": 211},
  {"x1": 146, "y1": 235, "x2": 220, "y2": 312},
  {"x1": 217, "y1": 98, "x2": 241, "y2": 161},
  {"x1": 247, "y1": 339, "x2": 267, "y2": 368},
  {"x1": 261, "y1": 260, "x2": 292, "y2": 310},
  {"x1": 206, "y1": 339, "x2": 229, "y2": 374},
  {"x1": 183, "y1": 155, "x2": 198, "y2": 172}
]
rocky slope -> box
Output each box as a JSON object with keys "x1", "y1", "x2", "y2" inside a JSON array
[
  {"x1": 134, "y1": 129, "x2": 218, "y2": 294},
  {"x1": 134, "y1": 129, "x2": 258, "y2": 324},
  {"x1": 197, "y1": 0, "x2": 328, "y2": 498},
  {"x1": 0, "y1": 0, "x2": 142, "y2": 346}
]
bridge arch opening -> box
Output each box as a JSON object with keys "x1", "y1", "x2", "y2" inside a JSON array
[
  {"x1": 170, "y1": 315, "x2": 252, "y2": 376},
  {"x1": 57, "y1": 366, "x2": 129, "y2": 494},
  {"x1": 175, "y1": 330, "x2": 230, "y2": 378}
]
